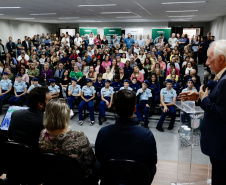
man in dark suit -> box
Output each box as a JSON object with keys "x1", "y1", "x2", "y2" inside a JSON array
[
  {"x1": 0, "y1": 39, "x2": 6, "y2": 62},
  {"x1": 6, "y1": 36, "x2": 16, "y2": 58},
  {"x1": 159, "y1": 33, "x2": 168, "y2": 45},
  {"x1": 95, "y1": 89, "x2": 157, "y2": 184},
  {"x1": 8, "y1": 87, "x2": 52, "y2": 150},
  {"x1": 22, "y1": 36, "x2": 31, "y2": 56},
  {"x1": 179, "y1": 40, "x2": 226, "y2": 185},
  {"x1": 54, "y1": 62, "x2": 65, "y2": 79}
]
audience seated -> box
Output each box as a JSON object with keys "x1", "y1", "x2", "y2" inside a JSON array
[{"x1": 0, "y1": 31, "x2": 211, "y2": 130}]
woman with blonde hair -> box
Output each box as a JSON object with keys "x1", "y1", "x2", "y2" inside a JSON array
[
  {"x1": 27, "y1": 63, "x2": 40, "y2": 79},
  {"x1": 130, "y1": 66, "x2": 144, "y2": 84},
  {"x1": 39, "y1": 99, "x2": 96, "y2": 182}
]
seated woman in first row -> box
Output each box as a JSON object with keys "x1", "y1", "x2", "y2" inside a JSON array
[{"x1": 39, "y1": 99, "x2": 97, "y2": 184}]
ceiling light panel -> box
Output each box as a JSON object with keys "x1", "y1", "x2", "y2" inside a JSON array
[
  {"x1": 30, "y1": 13, "x2": 56, "y2": 15},
  {"x1": 78, "y1": 4, "x2": 116, "y2": 7},
  {"x1": 162, "y1": 1, "x2": 206, "y2": 4}
]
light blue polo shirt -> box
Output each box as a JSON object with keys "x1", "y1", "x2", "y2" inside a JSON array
[
  {"x1": 101, "y1": 87, "x2": 114, "y2": 97},
  {"x1": 27, "y1": 84, "x2": 42, "y2": 92},
  {"x1": 14, "y1": 81, "x2": 27, "y2": 93},
  {"x1": 48, "y1": 84, "x2": 60, "y2": 94},
  {"x1": 160, "y1": 87, "x2": 177, "y2": 103},
  {"x1": 120, "y1": 86, "x2": 133, "y2": 91},
  {"x1": 82, "y1": 85, "x2": 96, "y2": 96},
  {"x1": 68, "y1": 84, "x2": 81, "y2": 95},
  {"x1": 0, "y1": 79, "x2": 12, "y2": 91},
  {"x1": 136, "y1": 88, "x2": 152, "y2": 101}
]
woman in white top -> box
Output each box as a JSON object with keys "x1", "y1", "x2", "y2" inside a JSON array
[
  {"x1": 138, "y1": 50, "x2": 146, "y2": 64},
  {"x1": 110, "y1": 59, "x2": 119, "y2": 76},
  {"x1": 134, "y1": 43, "x2": 140, "y2": 54},
  {"x1": 89, "y1": 33, "x2": 95, "y2": 46},
  {"x1": 119, "y1": 46, "x2": 127, "y2": 54},
  {"x1": 81, "y1": 60, "x2": 89, "y2": 76},
  {"x1": 103, "y1": 66, "x2": 113, "y2": 81},
  {"x1": 184, "y1": 61, "x2": 193, "y2": 76}
]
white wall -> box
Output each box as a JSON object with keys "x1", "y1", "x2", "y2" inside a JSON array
[
  {"x1": 0, "y1": 19, "x2": 56, "y2": 46},
  {"x1": 210, "y1": 16, "x2": 226, "y2": 40},
  {"x1": 56, "y1": 22, "x2": 169, "y2": 38},
  {"x1": 168, "y1": 22, "x2": 210, "y2": 36}
]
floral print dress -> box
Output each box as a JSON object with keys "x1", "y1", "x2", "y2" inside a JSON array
[{"x1": 39, "y1": 129, "x2": 95, "y2": 177}]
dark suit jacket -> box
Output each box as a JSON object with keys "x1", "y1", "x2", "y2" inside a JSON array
[
  {"x1": 22, "y1": 40, "x2": 31, "y2": 52},
  {"x1": 95, "y1": 117, "x2": 157, "y2": 175},
  {"x1": 200, "y1": 70, "x2": 226, "y2": 161},
  {"x1": 6, "y1": 42, "x2": 16, "y2": 53},
  {"x1": 8, "y1": 108, "x2": 44, "y2": 150}
]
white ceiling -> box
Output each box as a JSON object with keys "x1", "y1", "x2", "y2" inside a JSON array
[{"x1": 0, "y1": 0, "x2": 225, "y2": 23}]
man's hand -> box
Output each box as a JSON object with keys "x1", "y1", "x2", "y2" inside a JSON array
[
  {"x1": 199, "y1": 85, "x2": 209, "y2": 101},
  {"x1": 146, "y1": 104, "x2": 150, "y2": 108},
  {"x1": 178, "y1": 91, "x2": 199, "y2": 101},
  {"x1": 163, "y1": 106, "x2": 169, "y2": 113}
]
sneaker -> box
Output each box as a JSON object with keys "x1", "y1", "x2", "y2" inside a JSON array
[
  {"x1": 79, "y1": 120, "x2": 83, "y2": 126},
  {"x1": 156, "y1": 126, "x2": 164, "y2": 132},
  {"x1": 90, "y1": 121, "x2": 94, "y2": 126},
  {"x1": 70, "y1": 110, "x2": 74, "y2": 118}
]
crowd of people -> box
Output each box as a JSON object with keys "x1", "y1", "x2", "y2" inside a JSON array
[
  {"x1": 0, "y1": 31, "x2": 215, "y2": 131},
  {"x1": 0, "y1": 30, "x2": 223, "y2": 185}
]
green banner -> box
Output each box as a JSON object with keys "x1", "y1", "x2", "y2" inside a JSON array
[
  {"x1": 104, "y1": 28, "x2": 121, "y2": 36},
  {"x1": 79, "y1": 28, "x2": 97, "y2": 36},
  {"x1": 152, "y1": 28, "x2": 171, "y2": 44}
]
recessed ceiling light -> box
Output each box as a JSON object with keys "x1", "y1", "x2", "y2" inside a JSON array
[
  {"x1": 0, "y1": 14, "x2": 4, "y2": 15},
  {"x1": 0, "y1": 7, "x2": 21, "y2": 9},
  {"x1": 162, "y1": 1, "x2": 206, "y2": 4},
  {"x1": 15, "y1": 18, "x2": 35, "y2": 20},
  {"x1": 59, "y1": 17, "x2": 79, "y2": 19},
  {"x1": 171, "y1": 18, "x2": 192, "y2": 21},
  {"x1": 78, "y1": 4, "x2": 116, "y2": 7},
  {"x1": 166, "y1": 10, "x2": 199, "y2": 13},
  {"x1": 30, "y1": 13, "x2": 56, "y2": 15},
  {"x1": 100, "y1": 12, "x2": 131, "y2": 14},
  {"x1": 168, "y1": 15, "x2": 195, "y2": 17}
]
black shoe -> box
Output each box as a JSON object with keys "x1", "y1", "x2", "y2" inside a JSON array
[
  {"x1": 144, "y1": 125, "x2": 149, "y2": 129},
  {"x1": 167, "y1": 125, "x2": 174, "y2": 130},
  {"x1": 101, "y1": 116, "x2": 107, "y2": 122},
  {"x1": 99, "y1": 119, "x2": 102, "y2": 125},
  {"x1": 156, "y1": 126, "x2": 164, "y2": 132}
]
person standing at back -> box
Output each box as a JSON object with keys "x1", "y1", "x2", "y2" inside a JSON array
[
  {"x1": 95, "y1": 89, "x2": 157, "y2": 184},
  {"x1": 124, "y1": 33, "x2": 135, "y2": 50}
]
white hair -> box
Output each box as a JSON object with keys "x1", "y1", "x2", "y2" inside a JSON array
[{"x1": 211, "y1": 40, "x2": 226, "y2": 61}]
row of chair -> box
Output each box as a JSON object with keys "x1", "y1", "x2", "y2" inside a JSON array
[{"x1": 0, "y1": 141, "x2": 152, "y2": 185}]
